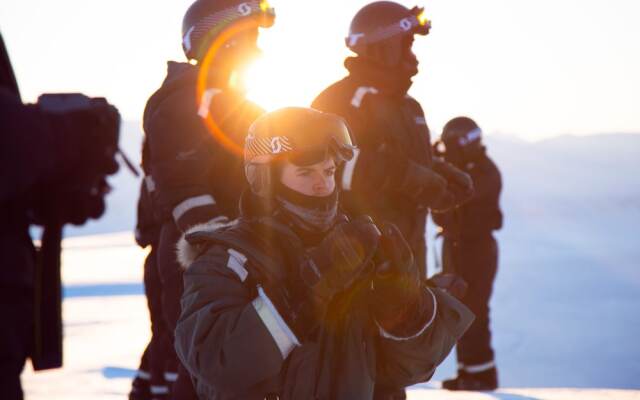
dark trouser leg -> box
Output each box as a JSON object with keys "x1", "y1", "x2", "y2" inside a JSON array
[
  {"x1": 454, "y1": 236, "x2": 498, "y2": 377},
  {"x1": 171, "y1": 364, "x2": 198, "y2": 400},
  {"x1": 145, "y1": 246, "x2": 172, "y2": 398},
  {"x1": 157, "y1": 224, "x2": 197, "y2": 399},
  {"x1": 0, "y1": 287, "x2": 32, "y2": 400},
  {"x1": 130, "y1": 344, "x2": 151, "y2": 399}
]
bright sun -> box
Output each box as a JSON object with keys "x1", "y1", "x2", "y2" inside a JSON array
[{"x1": 243, "y1": 31, "x2": 349, "y2": 112}]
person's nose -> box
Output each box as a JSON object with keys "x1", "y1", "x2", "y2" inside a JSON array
[{"x1": 312, "y1": 174, "x2": 331, "y2": 196}]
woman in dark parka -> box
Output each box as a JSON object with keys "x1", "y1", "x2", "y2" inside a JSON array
[{"x1": 174, "y1": 107, "x2": 473, "y2": 399}]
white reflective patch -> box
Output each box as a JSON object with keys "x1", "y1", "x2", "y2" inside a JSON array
[
  {"x1": 226, "y1": 249, "x2": 248, "y2": 282},
  {"x1": 137, "y1": 369, "x2": 151, "y2": 380},
  {"x1": 458, "y1": 128, "x2": 482, "y2": 147},
  {"x1": 252, "y1": 286, "x2": 300, "y2": 359},
  {"x1": 144, "y1": 175, "x2": 156, "y2": 192},
  {"x1": 378, "y1": 287, "x2": 438, "y2": 341},
  {"x1": 164, "y1": 372, "x2": 178, "y2": 382},
  {"x1": 172, "y1": 194, "x2": 216, "y2": 223},
  {"x1": 197, "y1": 88, "x2": 223, "y2": 118},
  {"x1": 150, "y1": 385, "x2": 169, "y2": 395},
  {"x1": 463, "y1": 360, "x2": 496, "y2": 374},
  {"x1": 350, "y1": 86, "x2": 379, "y2": 108},
  {"x1": 347, "y1": 32, "x2": 365, "y2": 47},
  {"x1": 415, "y1": 116, "x2": 427, "y2": 125},
  {"x1": 183, "y1": 26, "x2": 195, "y2": 52},
  {"x1": 341, "y1": 148, "x2": 361, "y2": 191}
]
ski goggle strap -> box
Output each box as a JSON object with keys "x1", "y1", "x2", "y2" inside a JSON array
[
  {"x1": 183, "y1": 0, "x2": 275, "y2": 55},
  {"x1": 346, "y1": 6, "x2": 431, "y2": 49}
]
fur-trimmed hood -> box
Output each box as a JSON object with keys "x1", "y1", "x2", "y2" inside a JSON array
[{"x1": 176, "y1": 216, "x2": 237, "y2": 269}]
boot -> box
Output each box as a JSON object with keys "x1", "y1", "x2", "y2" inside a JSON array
[{"x1": 442, "y1": 367, "x2": 498, "y2": 391}]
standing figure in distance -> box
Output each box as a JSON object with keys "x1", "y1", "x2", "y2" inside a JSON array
[
  {"x1": 433, "y1": 116, "x2": 503, "y2": 391},
  {"x1": 142, "y1": 0, "x2": 274, "y2": 397}
]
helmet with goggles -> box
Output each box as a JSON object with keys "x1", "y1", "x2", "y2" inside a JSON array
[
  {"x1": 244, "y1": 107, "x2": 356, "y2": 197},
  {"x1": 346, "y1": 1, "x2": 430, "y2": 68},
  {"x1": 438, "y1": 116, "x2": 484, "y2": 165},
  {"x1": 182, "y1": 0, "x2": 275, "y2": 62}
]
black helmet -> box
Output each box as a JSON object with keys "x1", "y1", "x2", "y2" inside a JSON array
[
  {"x1": 244, "y1": 107, "x2": 355, "y2": 197},
  {"x1": 182, "y1": 0, "x2": 275, "y2": 61},
  {"x1": 346, "y1": 1, "x2": 430, "y2": 67},
  {"x1": 440, "y1": 116, "x2": 484, "y2": 164}
]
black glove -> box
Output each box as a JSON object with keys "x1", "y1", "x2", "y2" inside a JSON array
[
  {"x1": 371, "y1": 223, "x2": 434, "y2": 335},
  {"x1": 260, "y1": 216, "x2": 381, "y2": 341},
  {"x1": 432, "y1": 159, "x2": 474, "y2": 206},
  {"x1": 300, "y1": 215, "x2": 381, "y2": 304},
  {"x1": 398, "y1": 160, "x2": 454, "y2": 208}
]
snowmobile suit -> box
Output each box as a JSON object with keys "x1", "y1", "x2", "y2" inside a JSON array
[
  {"x1": 173, "y1": 192, "x2": 474, "y2": 400},
  {"x1": 312, "y1": 58, "x2": 434, "y2": 277},
  {"x1": 130, "y1": 177, "x2": 175, "y2": 400},
  {"x1": 143, "y1": 61, "x2": 264, "y2": 398},
  {"x1": 433, "y1": 152, "x2": 502, "y2": 380}
]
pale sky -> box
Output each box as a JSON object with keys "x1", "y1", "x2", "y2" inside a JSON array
[{"x1": 1, "y1": 0, "x2": 639, "y2": 140}]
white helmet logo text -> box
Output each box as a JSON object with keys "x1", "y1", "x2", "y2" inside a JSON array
[
  {"x1": 238, "y1": 3, "x2": 252, "y2": 16},
  {"x1": 271, "y1": 137, "x2": 285, "y2": 153}
]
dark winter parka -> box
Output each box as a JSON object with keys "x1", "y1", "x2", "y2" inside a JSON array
[
  {"x1": 174, "y1": 192, "x2": 474, "y2": 400},
  {"x1": 312, "y1": 57, "x2": 434, "y2": 274},
  {"x1": 143, "y1": 61, "x2": 264, "y2": 232},
  {"x1": 432, "y1": 151, "x2": 503, "y2": 241}
]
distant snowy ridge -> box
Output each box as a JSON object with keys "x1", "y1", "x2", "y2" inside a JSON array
[{"x1": 65, "y1": 123, "x2": 640, "y2": 237}]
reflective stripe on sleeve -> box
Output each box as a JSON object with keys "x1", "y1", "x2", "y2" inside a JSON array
[
  {"x1": 462, "y1": 360, "x2": 496, "y2": 374},
  {"x1": 378, "y1": 287, "x2": 438, "y2": 341},
  {"x1": 144, "y1": 175, "x2": 156, "y2": 193},
  {"x1": 164, "y1": 372, "x2": 178, "y2": 382},
  {"x1": 252, "y1": 286, "x2": 300, "y2": 359},
  {"x1": 226, "y1": 249, "x2": 248, "y2": 282},
  {"x1": 340, "y1": 148, "x2": 360, "y2": 191},
  {"x1": 197, "y1": 88, "x2": 223, "y2": 118},
  {"x1": 350, "y1": 86, "x2": 379, "y2": 108},
  {"x1": 172, "y1": 194, "x2": 216, "y2": 224},
  {"x1": 150, "y1": 385, "x2": 169, "y2": 395}
]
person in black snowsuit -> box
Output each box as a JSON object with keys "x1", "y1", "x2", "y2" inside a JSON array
[
  {"x1": 311, "y1": 4, "x2": 474, "y2": 398},
  {"x1": 129, "y1": 170, "x2": 176, "y2": 400},
  {"x1": 312, "y1": 2, "x2": 473, "y2": 280},
  {"x1": 173, "y1": 107, "x2": 474, "y2": 400},
  {"x1": 142, "y1": 1, "x2": 274, "y2": 397},
  {"x1": 0, "y1": 33, "x2": 119, "y2": 400},
  {"x1": 432, "y1": 116, "x2": 503, "y2": 391}
]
